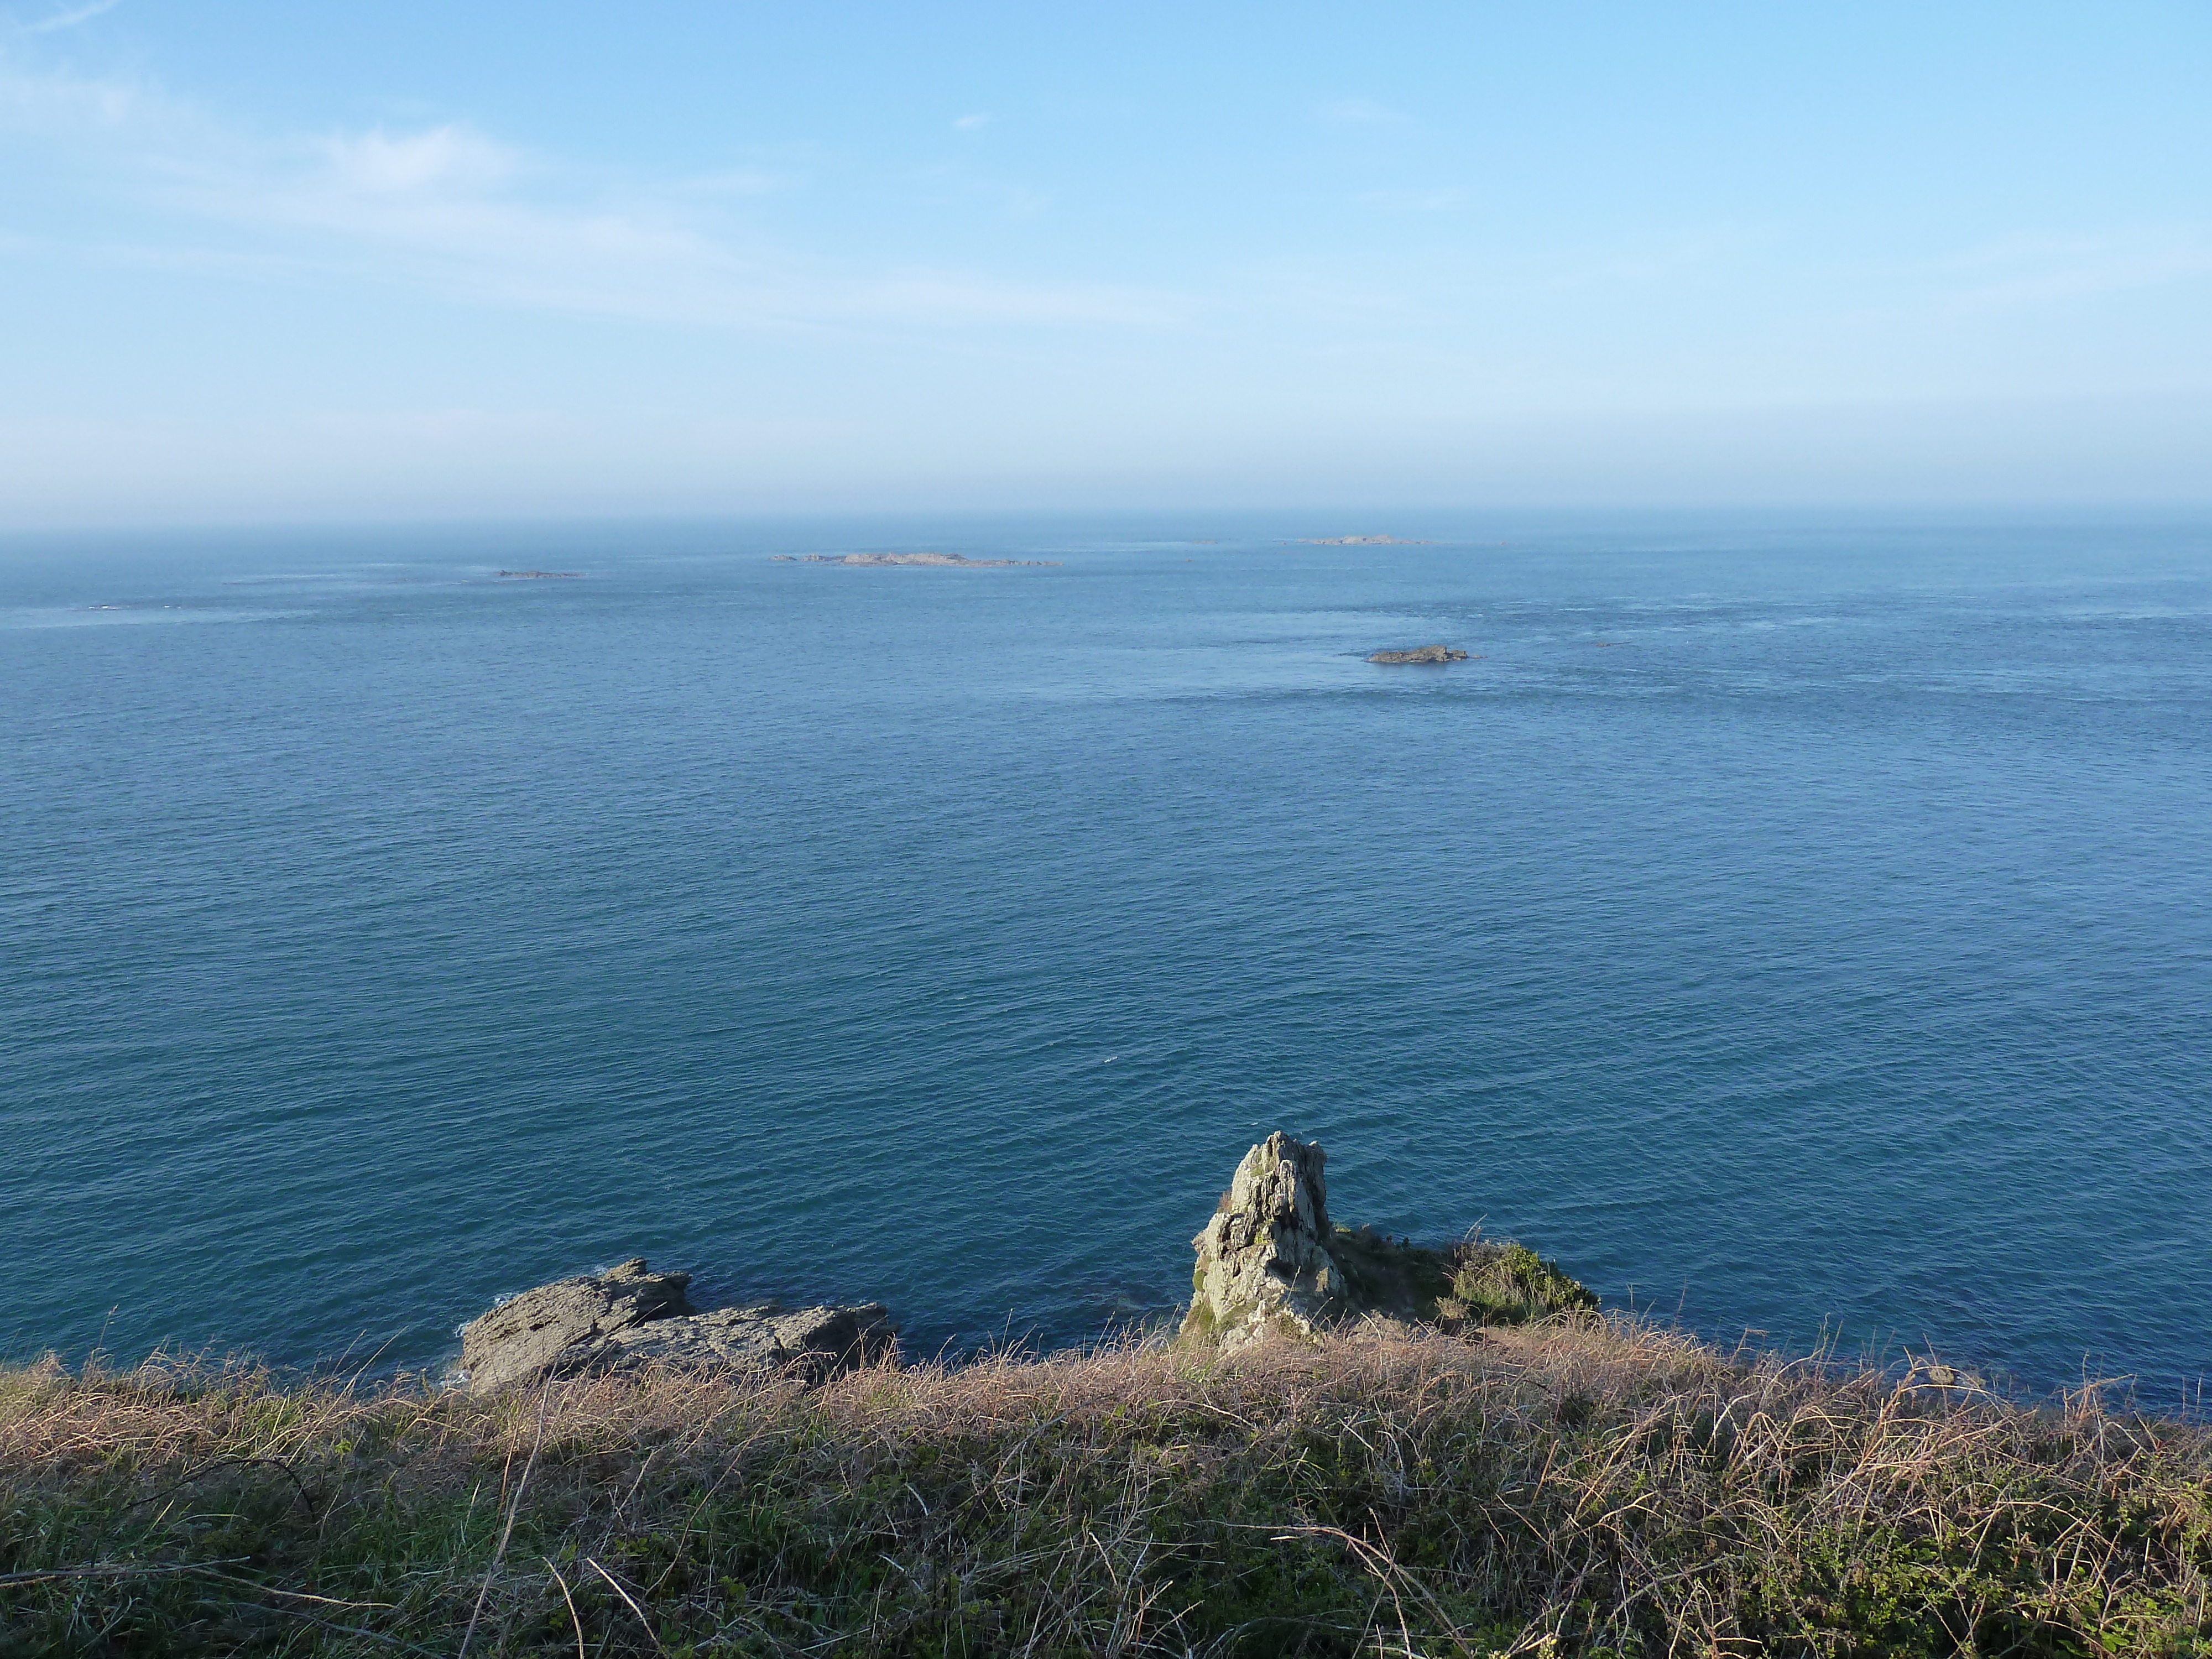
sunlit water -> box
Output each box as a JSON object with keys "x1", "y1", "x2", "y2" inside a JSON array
[{"x1": 4, "y1": 513, "x2": 2208, "y2": 1404}]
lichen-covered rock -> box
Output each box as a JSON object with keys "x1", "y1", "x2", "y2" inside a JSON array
[
  {"x1": 460, "y1": 1259, "x2": 693, "y2": 1394},
  {"x1": 1182, "y1": 1132, "x2": 1358, "y2": 1349},
  {"x1": 1181, "y1": 1135, "x2": 1595, "y2": 1351},
  {"x1": 458, "y1": 1259, "x2": 895, "y2": 1394}
]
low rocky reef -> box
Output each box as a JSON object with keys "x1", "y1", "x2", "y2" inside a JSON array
[
  {"x1": 770, "y1": 551, "x2": 1061, "y2": 568},
  {"x1": 1368, "y1": 644, "x2": 1472, "y2": 664},
  {"x1": 495, "y1": 569, "x2": 582, "y2": 579},
  {"x1": 458, "y1": 1135, "x2": 1588, "y2": 1393}
]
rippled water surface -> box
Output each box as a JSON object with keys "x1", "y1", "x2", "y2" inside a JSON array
[{"x1": 4, "y1": 514, "x2": 2208, "y2": 1401}]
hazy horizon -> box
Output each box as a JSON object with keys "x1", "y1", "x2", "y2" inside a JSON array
[
  {"x1": 13, "y1": 503, "x2": 2212, "y2": 545},
  {"x1": 6, "y1": 2, "x2": 2211, "y2": 527}
]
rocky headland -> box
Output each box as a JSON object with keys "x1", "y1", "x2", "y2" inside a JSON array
[
  {"x1": 1368, "y1": 643, "x2": 1472, "y2": 664},
  {"x1": 12, "y1": 1135, "x2": 2204, "y2": 1655},
  {"x1": 455, "y1": 1134, "x2": 1584, "y2": 1396},
  {"x1": 769, "y1": 551, "x2": 1061, "y2": 567}
]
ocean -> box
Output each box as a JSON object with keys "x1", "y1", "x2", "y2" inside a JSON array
[{"x1": 3, "y1": 513, "x2": 2207, "y2": 1405}]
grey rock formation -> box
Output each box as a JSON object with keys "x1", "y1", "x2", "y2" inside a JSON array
[
  {"x1": 1368, "y1": 644, "x2": 1470, "y2": 664},
  {"x1": 1182, "y1": 1134, "x2": 1358, "y2": 1350},
  {"x1": 461, "y1": 1259, "x2": 693, "y2": 1394},
  {"x1": 598, "y1": 1302, "x2": 894, "y2": 1381},
  {"x1": 1182, "y1": 1134, "x2": 1597, "y2": 1352},
  {"x1": 458, "y1": 1259, "x2": 893, "y2": 1394}
]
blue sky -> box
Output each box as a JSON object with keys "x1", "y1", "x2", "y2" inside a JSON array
[{"x1": 4, "y1": 2, "x2": 2210, "y2": 524}]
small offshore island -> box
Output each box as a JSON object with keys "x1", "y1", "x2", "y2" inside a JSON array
[
  {"x1": 1298, "y1": 534, "x2": 1434, "y2": 545},
  {"x1": 494, "y1": 569, "x2": 582, "y2": 579},
  {"x1": 1370, "y1": 643, "x2": 1473, "y2": 664},
  {"x1": 771, "y1": 551, "x2": 1062, "y2": 568},
  {"x1": 6, "y1": 1135, "x2": 2206, "y2": 1656}
]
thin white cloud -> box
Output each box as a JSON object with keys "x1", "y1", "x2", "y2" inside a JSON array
[
  {"x1": 953, "y1": 112, "x2": 990, "y2": 131},
  {"x1": 0, "y1": 53, "x2": 1180, "y2": 332},
  {"x1": 1357, "y1": 186, "x2": 1468, "y2": 212},
  {"x1": 674, "y1": 165, "x2": 801, "y2": 197},
  {"x1": 1933, "y1": 230, "x2": 2212, "y2": 307},
  {"x1": 189, "y1": 149, "x2": 1156, "y2": 327},
  {"x1": 0, "y1": 48, "x2": 143, "y2": 124},
  {"x1": 23, "y1": 0, "x2": 121, "y2": 34},
  {"x1": 319, "y1": 125, "x2": 517, "y2": 195},
  {"x1": 1319, "y1": 96, "x2": 1404, "y2": 126}
]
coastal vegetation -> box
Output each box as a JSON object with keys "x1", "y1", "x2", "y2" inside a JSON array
[
  {"x1": 10, "y1": 1139, "x2": 2204, "y2": 1653},
  {"x1": 6, "y1": 1316, "x2": 2209, "y2": 1656}
]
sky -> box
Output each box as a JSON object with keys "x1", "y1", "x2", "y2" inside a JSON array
[{"x1": 3, "y1": 1, "x2": 2210, "y2": 525}]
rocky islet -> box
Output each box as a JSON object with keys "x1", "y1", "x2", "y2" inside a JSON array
[
  {"x1": 1368, "y1": 644, "x2": 1472, "y2": 664},
  {"x1": 769, "y1": 551, "x2": 1061, "y2": 567},
  {"x1": 1296, "y1": 535, "x2": 1434, "y2": 546}
]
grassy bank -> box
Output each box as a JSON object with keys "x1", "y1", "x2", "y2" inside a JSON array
[{"x1": 4, "y1": 1317, "x2": 2209, "y2": 1656}]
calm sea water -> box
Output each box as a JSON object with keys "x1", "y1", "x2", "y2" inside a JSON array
[{"x1": 4, "y1": 514, "x2": 2208, "y2": 1404}]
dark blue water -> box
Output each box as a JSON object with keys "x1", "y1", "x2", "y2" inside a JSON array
[{"x1": 4, "y1": 514, "x2": 2208, "y2": 1404}]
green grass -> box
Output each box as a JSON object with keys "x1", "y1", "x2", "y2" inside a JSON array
[
  {"x1": 1437, "y1": 1243, "x2": 1599, "y2": 1328},
  {"x1": 1314, "y1": 1228, "x2": 1600, "y2": 1334},
  {"x1": 4, "y1": 1317, "x2": 2210, "y2": 1656}
]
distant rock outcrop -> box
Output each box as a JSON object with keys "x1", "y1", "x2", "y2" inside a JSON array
[
  {"x1": 773, "y1": 552, "x2": 1061, "y2": 568},
  {"x1": 495, "y1": 570, "x2": 582, "y2": 579},
  {"x1": 1181, "y1": 1134, "x2": 1594, "y2": 1352},
  {"x1": 1298, "y1": 536, "x2": 1433, "y2": 546},
  {"x1": 1368, "y1": 645, "x2": 1471, "y2": 664},
  {"x1": 458, "y1": 1259, "x2": 893, "y2": 1394}
]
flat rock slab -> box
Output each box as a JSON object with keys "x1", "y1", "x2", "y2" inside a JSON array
[
  {"x1": 459, "y1": 1259, "x2": 894, "y2": 1394},
  {"x1": 598, "y1": 1302, "x2": 895, "y2": 1381},
  {"x1": 461, "y1": 1259, "x2": 692, "y2": 1395}
]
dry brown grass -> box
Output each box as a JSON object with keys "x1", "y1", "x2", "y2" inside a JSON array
[{"x1": 4, "y1": 1316, "x2": 2210, "y2": 1655}]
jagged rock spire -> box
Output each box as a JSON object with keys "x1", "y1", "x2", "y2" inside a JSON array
[{"x1": 1182, "y1": 1132, "x2": 1355, "y2": 1349}]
